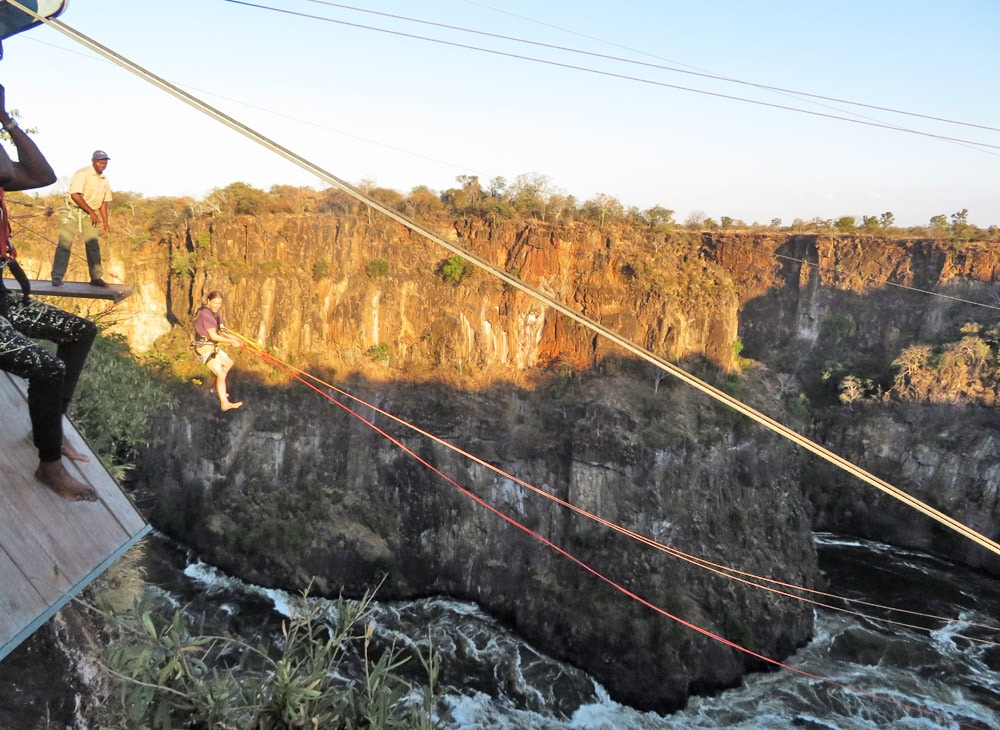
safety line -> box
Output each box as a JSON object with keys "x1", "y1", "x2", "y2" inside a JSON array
[
  {"x1": 306, "y1": 0, "x2": 1000, "y2": 135},
  {"x1": 229, "y1": 330, "x2": 1000, "y2": 646},
  {"x1": 237, "y1": 342, "x2": 949, "y2": 724},
  {"x1": 222, "y1": 0, "x2": 1000, "y2": 154},
  {"x1": 15, "y1": 1, "x2": 1000, "y2": 558}
]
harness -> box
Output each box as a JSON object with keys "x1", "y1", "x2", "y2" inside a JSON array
[{"x1": 192, "y1": 306, "x2": 224, "y2": 361}]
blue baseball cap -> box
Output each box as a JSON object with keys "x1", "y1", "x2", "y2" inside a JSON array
[{"x1": 92, "y1": 150, "x2": 110, "y2": 160}]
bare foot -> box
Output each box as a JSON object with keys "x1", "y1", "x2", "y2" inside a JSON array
[
  {"x1": 61, "y1": 435, "x2": 91, "y2": 462},
  {"x1": 221, "y1": 401, "x2": 243, "y2": 411},
  {"x1": 35, "y1": 461, "x2": 99, "y2": 502}
]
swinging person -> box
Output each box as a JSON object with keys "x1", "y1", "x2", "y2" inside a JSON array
[{"x1": 193, "y1": 290, "x2": 244, "y2": 411}]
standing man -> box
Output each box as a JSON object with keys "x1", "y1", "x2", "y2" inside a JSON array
[
  {"x1": 193, "y1": 291, "x2": 244, "y2": 411},
  {"x1": 0, "y1": 84, "x2": 99, "y2": 501},
  {"x1": 51, "y1": 149, "x2": 112, "y2": 287}
]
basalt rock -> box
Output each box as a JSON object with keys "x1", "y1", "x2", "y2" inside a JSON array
[{"x1": 132, "y1": 366, "x2": 817, "y2": 713}]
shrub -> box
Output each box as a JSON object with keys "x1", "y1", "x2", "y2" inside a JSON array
[
  {"x1": 366, "y1": 258, "x2": 390, "y2": 278},
  {"x1": 312, "y1": 258, "x2": 333, "y2": 281},
  {"x1": 441, "y1": 255, "x2": 471, "y2": 284},
  {"x1": 100, "y1": 589, "x2": 441, "y2": 729},
  {"x1": 368, "y1": 342, "x2": 391, "y2": 364}
]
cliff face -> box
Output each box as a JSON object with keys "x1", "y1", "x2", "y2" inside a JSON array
[
  {"x1": 17, "y1": 203, "x2": 1000, "y2": 710},
  {"x1": 133, "y1": 369, "x2": 816, "y2": 713},
  {"x1": 13, "y1": 211, "x2": 738, "y2": 374},
  {"x1": 704, "y1": 232, "x2": 1000, "y2": 573}
]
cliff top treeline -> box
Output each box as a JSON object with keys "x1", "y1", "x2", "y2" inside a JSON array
[{"x1": 9, "y1": 173, "x2": 998, "y2": 241}]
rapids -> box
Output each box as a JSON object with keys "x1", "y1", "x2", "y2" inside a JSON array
[{"x1": 141, "y1": 532, "x2": 1000, "y2": 729}]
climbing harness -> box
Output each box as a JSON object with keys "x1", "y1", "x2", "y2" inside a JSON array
[{"x1": 192, "y1": 305, "x2": 225, "y2": 363}]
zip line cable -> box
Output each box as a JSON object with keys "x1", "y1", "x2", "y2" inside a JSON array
[
  {"x1": 15, "y1": 2, "x2": 1000, "y2": 558},
  {"x1": 221, "y1": 0, "x2": 1000, "y2": 155},
  {"x1": 228, "y1": 329, "x2": 1000, "y2": 648},
  {"x1": 237, "y1": 338, "x2": 948, "y2": 724},
  {"x1": 302, "y1": 0, "x2": 1000, "y2": 137}
]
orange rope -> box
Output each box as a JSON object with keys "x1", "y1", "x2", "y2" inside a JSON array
[
  {"x1": 223, "y1": 336, "x2": 970, "y2": 722},
  {"x1": 230, "y1": 331, "x2": 1000, "y2": 646},
  {"x1": 251, "y1": 348, "x2": 945, "y2": 720}
]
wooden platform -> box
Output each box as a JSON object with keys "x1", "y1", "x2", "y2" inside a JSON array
[
  {"x1": 0, "y1": 371, "x2": 149, "y2": 662},
  {"x1": 24, "y1": 279, "x2": 135, "y2": 303}
]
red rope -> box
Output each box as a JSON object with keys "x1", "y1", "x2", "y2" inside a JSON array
[{"x1": 243, "y1": 345, "x2": 950, "y2": 724}]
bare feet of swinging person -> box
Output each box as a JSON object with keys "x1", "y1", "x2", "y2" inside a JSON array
[
  {"x1": 221, "y1": 400, "x2": 243, "y2": 411},
  {"x1": 35, "y1": 460, "x2": 99, "y2": 502},
  {"x1": 61, "y1": 435, "x2": 91, "y2": 462}
]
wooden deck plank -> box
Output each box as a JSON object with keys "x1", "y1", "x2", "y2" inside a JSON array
[
  {"x1": 0, "y1": 549, "x2": 50, "y2": 649},
  {"x1": 0, "y1": 368, "x2": 149, "y2": 661},
  {"x1": 0, "y1": 378, "x2": 128, "y2": 588},
  {"x1": 3, "y1": 373, "x2": 147, "y2": 535},
  {"x1": 7, "y1": 278, "x2": 134, "y2": 303}
]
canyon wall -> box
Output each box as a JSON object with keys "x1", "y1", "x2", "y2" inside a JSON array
[{"x1": 13, "y1": 201, "x2": 1000, "y2": 709}]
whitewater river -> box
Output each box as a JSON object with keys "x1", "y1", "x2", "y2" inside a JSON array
[{"x1": 143, "y1": 532, "x2": 1000, "y2": 729}]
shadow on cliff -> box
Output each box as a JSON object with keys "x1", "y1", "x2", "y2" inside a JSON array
[
  {"x1": 128, "y1": 352, "x2": 817, "y2": 713},
  {"x1": 734, "y1": 237, "x2": 1000, "y2": 574}
]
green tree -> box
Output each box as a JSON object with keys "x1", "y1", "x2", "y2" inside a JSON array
[
  {"x1": 441, "y1": 175, "x2": 485, "y2": 215},
  {"x1": 834, "y1": 215, "x2": 856, "y2": 233},
  {"x1": 403, "y1": 185, "x2": 445, "y2": 220},
  {"x1": 929, "y1": 214, "x2": 949, "y2": 233},
  {"x1": 506, "y1": 172, "x2": 554, "y2": 219}
]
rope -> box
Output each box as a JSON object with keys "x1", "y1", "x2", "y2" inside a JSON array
[
  {"x1": 227, "y1": 332, "x2": 952, "y2": 724},
  {"x1": 14, "y1": 1, "x2": 1000, "y2": 558},
  {"x1": 229, "y1": 329, "x2": 1000, "y2": 647}
]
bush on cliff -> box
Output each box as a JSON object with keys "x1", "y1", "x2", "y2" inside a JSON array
[{"x1": 67, "y1": 330, "x2": 178, "y2": 477}]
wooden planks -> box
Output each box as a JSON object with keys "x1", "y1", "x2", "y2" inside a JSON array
[
  {"x1": 0, "y1": 371, "x2": 149, "y2": 661},
  {"x1": 22, "y1": 279, "x2": 134, "y2": 303}
]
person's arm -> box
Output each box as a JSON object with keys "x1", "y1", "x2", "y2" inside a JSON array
[
  {"x1": 70, "y1": 192, "x2": 101, "y2": 226},
  {"x1": 0, "y1": 85, "x2": 55, "y2": 192},
  {"x1": 99, "y1": 200, "x2": 109, "y2": 233},
  {"x1": 207, "y1": 325, "x2": 242, "y2": 348}
]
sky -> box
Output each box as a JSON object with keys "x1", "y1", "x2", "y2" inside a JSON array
[{"x1": 0, "y1": 0, "x2": 998, "y2": 227}]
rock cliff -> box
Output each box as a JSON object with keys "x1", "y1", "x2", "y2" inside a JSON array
[
  {"x1": 133, "y1": 367, "x2": 816, "y2": 713},
  {"x1": 12, "y1": 199, "x2": 1000, "y2": 711},
  {"x1": 704, "y1": 232, "x2": 1000, "y2": 574}
]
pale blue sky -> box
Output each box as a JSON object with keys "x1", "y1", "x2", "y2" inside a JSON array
[{"x1": 2, "y1": 0, "x2": 998, "y2": 226}]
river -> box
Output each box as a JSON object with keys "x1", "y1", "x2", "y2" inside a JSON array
[{"x1": 142, "y1": 532, "x2": 1000, "y2": 729}]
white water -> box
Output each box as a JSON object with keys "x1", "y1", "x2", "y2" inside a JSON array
[{"x1": 161, "y1": 533, "x2": 999, "y2": 729}]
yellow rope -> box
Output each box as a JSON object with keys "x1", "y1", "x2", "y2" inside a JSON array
[{"x1": 15, "y1": 1, "x2": 999, "y2": 557}]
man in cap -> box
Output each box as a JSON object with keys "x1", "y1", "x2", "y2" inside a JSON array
[{"x1": 51, "y1": 149, "x2": 113, "y2": 287}]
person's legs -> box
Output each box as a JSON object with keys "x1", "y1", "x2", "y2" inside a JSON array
[
  {"x1": 6, "y1": 296, "x2": 97, "y2": 413},
  {"x1": 82, "y1": 218, "x2": 104, "y2": 282},
  {"x1": 0, "y1": 300, "x2": 96, "y2": 501},
  {"x1": 51, "y1": 211, "x2": 77, "y2": 284},
  {"x1": 0, "y1": 309, "x2": 64, "y2": 461},
  {"x1": 208, "y1": 352, "x2": 242, "y2": 411}
]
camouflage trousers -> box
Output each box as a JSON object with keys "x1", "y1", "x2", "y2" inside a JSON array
[{"x1": 0, "y1": 291, "x2": 96, "y2": 461}]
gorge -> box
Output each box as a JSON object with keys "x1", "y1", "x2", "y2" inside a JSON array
[{"x1": 9, "y1": 187, "x2": 1000, "y2": 715}]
